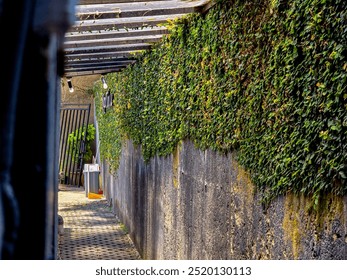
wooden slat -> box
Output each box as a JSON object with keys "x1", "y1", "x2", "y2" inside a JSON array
[
  {"x1": 65, "y1": 60, "x2": 135, "y2": 68},
  {"x1": 76, "y1": 0, "x2": 211, "y2": 20},
  {"x1": 65, "y1": 27, "x2": 169, "y2": 41},
  {"x1": 65, "y1": 64, "x2": 127, "y2": 72},
  {"x1": 64, "y1": 35, "x2": 162, "y2": 48},
  {"x1": 65, "y1": 56, "x2": 135, "y2": 63},
  {"x1": 64, "y1": 0, "x2": 213, "y2": 76},
  {"x1": 78, "y1": 0, "x2": 172, "y2": 4},
  {"x1": 64, "y1": 69, "x2": 122, "y2": 77},
  {"x1": 65, "y1": 43, "x2": 151, "y2": 55},
  {"x1": 65, "y1": 51, "x2": 140, "y2": 60},
  {"x1": 77, "y1": 6, "x2": 196, "y2": 20},
  {"x1": 69, "y1": 14, "x2": 186, "y2": 33}
]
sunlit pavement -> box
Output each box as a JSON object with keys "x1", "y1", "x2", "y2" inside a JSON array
[{"x1": 57, "y1": 185, "x2": 141, "y2": 260}]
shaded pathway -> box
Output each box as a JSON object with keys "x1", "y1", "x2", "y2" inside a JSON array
[{"x1": 58, "y1": 185, "x2": 141, "y2": 260}]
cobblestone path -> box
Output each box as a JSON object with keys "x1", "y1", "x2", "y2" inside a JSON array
[{"x1": 58, "y1": 185, "x2": 141, "y2": 260}]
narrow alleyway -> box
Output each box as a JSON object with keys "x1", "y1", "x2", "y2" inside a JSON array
[{"x1": 57, "y1": 185, "x2": 141, "y2": 260}]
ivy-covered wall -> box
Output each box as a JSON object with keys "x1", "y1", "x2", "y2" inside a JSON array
[{"x1": 95, "y1": 0, "x2": 347, "y2": 204}]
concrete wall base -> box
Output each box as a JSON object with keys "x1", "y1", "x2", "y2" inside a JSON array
[{"x1": 101, "y1": 139, "x2": 347, "y2": 259}]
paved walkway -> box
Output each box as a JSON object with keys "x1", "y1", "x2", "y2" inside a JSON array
[{"x1": 58, "y1": 185, "x2": 141, "y2": 260}]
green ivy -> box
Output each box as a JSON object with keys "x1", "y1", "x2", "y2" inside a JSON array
[
  {"x1": 67, "y1": 124, "x2": 95, "y2": 163},
  {"x1": 94, "y1": 81, "x2": 122, "y2": 174},
  {"x1": 95, "y1": 0, "x2": 347, "y2": 204}
]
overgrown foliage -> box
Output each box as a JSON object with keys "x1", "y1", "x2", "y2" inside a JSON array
[
  {"x1": 94, "y1": 81, "x2": 122, "y2": 173},
  {"x1": 95, "y1": 0, "x2": 347, "y2": 204},
  {"x1": 68, "y1": 124, "x2": 95, "y2": 163}
]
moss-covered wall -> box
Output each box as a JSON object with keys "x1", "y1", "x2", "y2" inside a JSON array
[{"x1": 101, "y1": 139, "x2": 347, "y2": 259}]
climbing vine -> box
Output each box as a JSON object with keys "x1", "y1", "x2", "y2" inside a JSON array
[
  {"x1": 95, "y1": 0, "x2": 347, "y2": 204},
  {"x1": 95, "y1": 80, "x2": 122, "y2": 173},
  {"x1": 67, "y1": 124, "x2": 95, "y2": 163}
]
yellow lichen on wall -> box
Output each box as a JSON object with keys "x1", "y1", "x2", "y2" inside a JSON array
[
  {"x1": 314, "y1": 193, "x2": 345, "y2": 234},
  {"x1": 283, "y1": 193, "x2": 303, "y2": 259},
  {"x1": 231, "y1": 162, "x2": 258, "y2": 257},
  {"x1": 235, "y1": 165, "x2": 255, "y2": 200},
  {"x1": 232, "y1": 164, "x2": 255, "y2": 228},
  {"x1": 172, "y1": 145, "x2": 181, "y2": 189},
  {"x1": 283, "y1": 192, "x2": 345, "y2": 259}
]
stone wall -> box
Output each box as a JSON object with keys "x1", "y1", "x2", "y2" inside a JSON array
[{"x1": 101, "y1": 139, "x2": 347, "y2": 260}]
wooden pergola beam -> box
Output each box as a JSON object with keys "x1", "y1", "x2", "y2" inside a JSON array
[
  {"x1": 69, "y1": 14, "x2": 186, "y2": 33},
  {"x1": 64, "y1": 35, "x2": 162, "y2": 49},
  {"x1": 65, "y1": 64, "x2": 127, "y2": 72},
  {"x1": 65, "y1": 51, "x2": 140, "y2": 60},
  {"x1": 65, "y1": 60, "x2": 135, "y2": 68},
  {"x1": 65, "y1": 43, "x2": 151, "y2": 55},
  {"x1": 65, "y1": 27, "x2": 169, "y2": 41},
  {"x1": 78, "y1": 0, "x2": 172, "y2": 4},
  {"x1": 65, "y1": 56, "x2": 135, "y2": 63},
  {"x1": 77, "y1": 6, "x2": 196, "y2": 21},
  {"x1": 64, "y1": 0, "x2": 213, "y2": 76},
  {"x1": 64, "y1": 68, "x2": 122, "y2": 77}
]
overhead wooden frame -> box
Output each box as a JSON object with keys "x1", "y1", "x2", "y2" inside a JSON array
[{"x1": 64, "y1": 0, "x2": 213, "y2": 77}]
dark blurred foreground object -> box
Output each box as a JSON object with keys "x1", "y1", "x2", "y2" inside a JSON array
[{"x1": 0, "y1": 0, "x2": 77, "y2": 259}]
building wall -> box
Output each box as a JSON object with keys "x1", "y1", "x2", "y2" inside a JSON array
[
  {"x1": 101, "y1": 139, "x2": 347, "y2": 260},
  {"x1": 60, "y1": 75, "x2": 99, "y2": 123}
]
